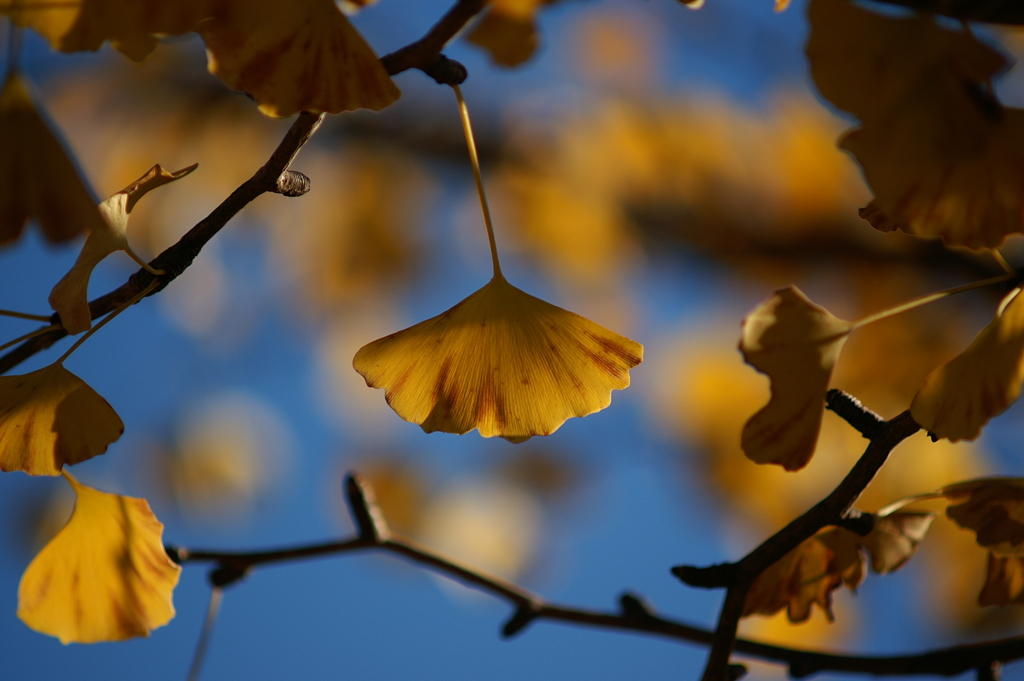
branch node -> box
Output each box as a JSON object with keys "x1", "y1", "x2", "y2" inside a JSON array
[
  {"x1": 165, "y1": 545, "x2": 186, "y2": 564},
  {"x1": 788, "y1": 658, "x2": 819, "y2": 679},
  {"x1": 837, "y1": 509, "x2": 875, "y2": 537},
  {"x1": 274, "y1": 170, "x2": 311, "y2": 197},
  {"x1": 728, "y1": 664, "x2": 748, "y2": 681},
  {"x1": 619, "y1": 592, "x2": 656, "y2": 622},
  {"x1": 979, "y1": 662, "x2": 1003, "y2": 681},
  {"x1": 345, "y1": 473, "x2": 390, "y2": 542},
  {"x1": 825, "y1": 389, "x2": 885, "y2": 439},
  {"x1": 501, "y1": 605, "x2": 538, "y2": 638},
  {"x1": 209, "y1": 564, "x2": 249, "y2": 588},
  {"x1": 421, "y1": 54, "x2": 468, "y2": 85},
  {"x1": 671, "y1": 562, "x2": 738, "y2": 589}
]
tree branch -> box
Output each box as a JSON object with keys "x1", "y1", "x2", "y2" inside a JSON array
[
  {"x1": 674, "y1": 398, "x2": 922, "y2": 681},
  {"x1": 869, "y1": 0, "x2": 1024, "y2": 24},
  {"x1": 167, "y1": 474, "x2": 1024, "y2": 679},
  {"x1": 0, "y1": 0, "x2": 490, "y2": 376}
]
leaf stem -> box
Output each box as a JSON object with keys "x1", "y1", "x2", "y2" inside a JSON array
[
  {"x1": 851, "y1": 272, "x2": 1017, "y2": 330},
  {"x1": 0, "y1": 309, "x2": 52, "y2": 323},
  {"x1": 993, "y1": 250, "x2": 1014, "y2": 274},
  {"x1": 876, "y1": 492, "x2": 945, "y2": 517},
  {"x1": 0, "y1": 325, "x2": 59, "y2": 353},
  {"x1": 57, "y1": 279, "x2": 158, "y2": 365},
  {"x1": 124, "y1": 245, "x2": 165, "y2": 276},
  {"x1": 452, "y1": 84, "x2": 503, "y2": 280},
  {"x1": 185, "y1": 588, "x2": 223, "y2": 681}
]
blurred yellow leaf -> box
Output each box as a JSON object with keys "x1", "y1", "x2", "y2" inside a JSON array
[
  {"x1": 467, "y1": 0, "x2": 548, "y2": 67},
  {"x1": 17, "y1": 473, "x2": 180, "y2": 643},
  {"x1": 197, "y1": 0, "x2": 400, "y2": 117},
  {"x1": 807, "y1": 0, "x2": 1024, "y2": 248},
  {"x1": 740, "y1": 286, "x2": 852, "y2": 471},
  {"x1": 0, "y1": 363, "x2": 123, "y2": 477},
  {"x1": 942, "y1": 478, "x2": 1024, "y2": 555},
  {"x1": 49, "y1": 163, "x2": 196, "y2": 334},
  {"x1": 743, "y1": 528, "x2": 863, "y2": 623},
  {"x1": 353, "y1": 275, "x2": 642, "y2": 443},
  {"x1": 979, "y1": 552, "x2": 1024, "y2": 607},
  {"x1": 862, "y1": 511, "x2": 935, "y2": 574},
  {"x1": 0, "y1": 0, "x2": 212, "y2": 60},
  {"x1": 911, "y1": 288, "x2": 1024, "y2": 442},
  {"x1": 0, "y1": 72, "x2": 105, "y2": 247}
]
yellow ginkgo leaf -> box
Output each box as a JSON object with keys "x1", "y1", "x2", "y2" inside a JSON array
[
  {"x1": 196, "y1": 0, "x2": 400, "y2": 118},
  {"x1": 353, "y1": 275, "x2": 642, "y2": 443},
  {"x1": 467, "y1": 0, "x2": 547, "y2": 68},
  {"x1": 739, "y1": 286, "x2": 853, "y2": 471},
  {"x1": 941, "y1": 478, "x2": 1024, "y2": 556},
  {"x1": 0, "y1": 72, "x2": 105, "y2": 247},
  {"x1": 18, "y1": 472, "x2": 180, "y2": 643},
  {"x1": 0, "y1": 363, "x2": 123, "y2": 477},
  {"x1": 743, "y1": 528, "x2": 863, "y2": 623},
  {"x1": 979, "y1": 552, "x2": 1024, "y2": 607},
  {"x1": 861, "y1": 511, "x2": 935, "y2": 574},
  {"x1": 0, "y1": 0, "x2": 213, "y2": 61},
  {"x1": 911, "y1": 288, "x2": 1024, "y2": 441},
  {"x1": 49, "y1": 163, "x2": 196, "y2": 334}
]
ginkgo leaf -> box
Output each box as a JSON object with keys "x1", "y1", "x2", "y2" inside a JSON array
[
  {"x1": 743, "y1": 528, "x2": 863, "y2": 623},
  {"x1": 0, "y1": 363, "x2": 123, "y2": 477},
  {"x1": 353, "y1": 275, "x2": 642, "y2": 443},
  {"x1": 739, "y1": 286, "x2": 852, "y2": 471},
  {"x1": 196, "y1": 0, "x2": 400, "y2": 118},
  {"x1": 49, "y1": 163, "x2": 196, "y2": 334},
  {"x1": 467, "y1": 0, "x2": 547, "y2": 68},
  {"x1": 911, "y1": 288, "x2": 1024, "y2": 442},
  {"x1": 18, "y1": 473, "x2": 180, "y2": 643},
  {"x1": 0, "y1": 72, "x2": 105, "y2": 247},
  {"x1": 0, "y1": 0, "x2": 214, "y2": 61},
  {"x1": 941, "y1": 478, "x2": 1024, "y2": 555},
  {"x1": 979, "y1": 552, "x2": 1024, "y2": 607},
  {"x1": 861, "y1": 511, "x2": 935, "y2": 574},
  {"x1": 806, "y1": 0, "x2": 1024, "y2": 249}
]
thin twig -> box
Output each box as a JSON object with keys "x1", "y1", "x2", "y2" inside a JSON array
[
  {"x1": 0, "y1": 0, "x2": 490, "y2": 376},
  {"x1": 168, "y1": 473, "x2": 1024, "y2": 679}
]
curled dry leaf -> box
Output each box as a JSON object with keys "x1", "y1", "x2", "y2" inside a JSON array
[
  {"x1": 0, "y1": 363, "x2": 123, "y2": 477},
  {"x1": 353, "y1": 275, "x2": 642, "y2": 443},
  {"x1": 18, "y1": 473, "x2": 180, "y2": 643},
  {"x1": 0, "y1": 0, "x2": 213, "y2": 61},
  {"x1": 743, "y1": 528, "x2": 864, "y2": 623},
  {"x1": 739, "y1": 286, "x2": 852, "y2": 471},
  {"x1": 197, "y1": 0, "x2": 400, "y2": 117},
  {"x1": 979, "y1": 552, "x2": 1024, "y2": 607},
  {"x1": 49, "y1": 163, "x2": 196, "y2": 334},
  {"x1": 862, "y1": 511, "x2": 935, "y2": 574},
  {"x1": 941, "y1": 478, "x2": 1024, "y2": 555},
  {"x1": 911, "y1": 288, "x2": 1024, "y2": 442},
  {"x1": 807, "y1": 0, "x2": 1024, "y2": 249},
  {"x1": 0, "y1": 73, "x2": 105, "y2": 247}
]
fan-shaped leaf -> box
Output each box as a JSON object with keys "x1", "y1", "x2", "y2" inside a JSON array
[{"x1": 941, "y1": 478, "x2": 1024, "y2": 555}]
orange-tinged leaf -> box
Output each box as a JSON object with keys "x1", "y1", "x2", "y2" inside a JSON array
[
  {"x1": 0, "y1": 0, "x2": 214, "y2": 61},
  {"x1": 740, "y1": 286, "x2": 852, "y2": 471},
  {"x1": 862, "y1": 511, "x2": 935, "y2": 574},
  {"x1": 911, "y1": 288, "x2": 1024, "y2": 441},
  {"x1": 17, "y1": 473, "x2": 180, "y2": 643},
  {"x1": 0, "y1": 72, "x2": 105, "y2": 247},
  {"x1": 941, "y1": 478, "x2": 1024, "y2": 555},
  {"x1": 979, "y1": 552, "x2": 1024, "y2": 607},
  {"x1": 0, "y1": 363, "x2": 123, "y2": 477},
  {"x1": 197, "y1": 0, "x2": 400, "y2": 118},
  {"x1": 468, "y1": 13, "x2": 538, "y2": 68},
  {"x1": 353, "y1": 275, "x2": 642, "y2": 443},
  {"x1": 743, "y1": 529, "x2": 863, "y2": 623},
  {"x1": 49, "y1": 163, "x2": 195, "y2": 334}
]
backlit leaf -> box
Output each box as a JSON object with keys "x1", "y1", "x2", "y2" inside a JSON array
[
  {"x1": 197, "y1": 0, "x2": 400, "y2": 117},
  {"x1": 0, "y1": 72, "x2": 105, "y2": 247},
  {"x1": 0, "y1": 0, "x2": 213, "y2": 61},
  {"x1": 49, "y1": 163, "x2": 196, "y2": 334},
  {"x1": 740, "y1": 286, "x2": 852, "y2": 471},
  {"x1": 979, "y1": 552, "x2": 1024, "y2": 607},
  {"x1": 17, "y1": 473, "x2": 180, "y2": 643},
  {"x1": 862, "y1": 511, "x2": 935, "y2": 574},
  {"x1": 911, "y1": 288, "x2": 1024, "y2": 441},
  {"x1": 353, "y1": 275, "x2": 642, "y2": 443},
  {"x1": 942, "y1": 478, "x2": 1024, "y2": 555},
  {"x1": 0, "y1": 363, "x2": 123, "y2": 477}
]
